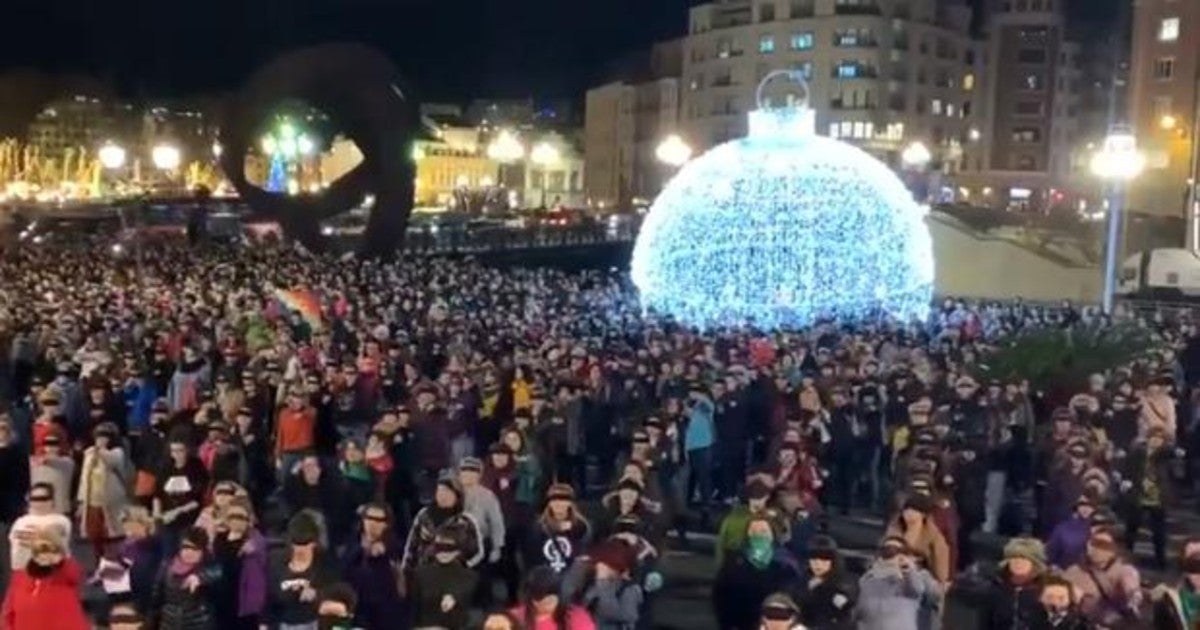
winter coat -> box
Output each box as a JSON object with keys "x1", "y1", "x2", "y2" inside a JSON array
[
  {"x1": 713, "y1": 554, "x2": 800, "y2": 630},
  {"x1": 1139, "y1": 393, "x2": 1177, "y2": 442},
  {"x1": 1, "y1": 559, "x2": 90, "y2": 630},
  {"x1": 232, "y1": 530, "x2": 269, "y2": 617},
  {"x1": 463, "y1": 483, "x2": 506, "y2": 555},
  {"x1": 978, "y1": 569, "x2": 1045, "y2": 630},
  {"x1": 400, "y1": 507, "x2": 484, "y2": 571},
  {"x1": 152, "y1": 562, "x2": 223, "y2": 630},
  {"x1": 793, "y1": 569, "x2": 857, "y2": 630},
  {"x1": 0, "y1": 445, "x2": 30, "y2": 524},
  {"x1": 1029, "y1": 610, "x2": 1090, "y2": 630},
  {"x1": 411, "y1": 560, "x2": 477, "y2": 629},
  {"x1": 1061, "y1": 559, "x2": 1143, "y2": 628},
  {"x1": 1150, "y1": 581, "x2": 1199, "y2": 630},
  {"x1": 583, "y1": 577, "x2": 644, "y2": 630},
  {"x1": 1118, "y1": 445, "x2": 1177, "y2": 509},
  {"x1": 1045, "y1": 516, "x2": 1090, "y2": 569},
  {"x1": 342, "y1": 536, "x2": 405, "y2": 630},
  {"x1": 524, "y1": 516, "x2": 592, "y2": 574},
  {"x1": 117, "y1": 534, "x2": 165, "y2": 612},
  {"x1": 853, "y1": 562, "x2": 942, "y2": 630},
  {"x1": 684, "y1": 397, "x2": 715, "y2": 452},
  {"x1": 76, "y1": 445, "x2": 130, "y2": 538},
  {"x1": 29, "y1": 454, "x2": 74, "y2": 516},
  {"x1": 884, "y1": 517, "x2": 952, "y2": 584}
]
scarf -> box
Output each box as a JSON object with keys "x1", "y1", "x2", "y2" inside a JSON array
[
  {"x1": 1181, "y1": 582, "x2": 1200, "y2": 627},
  {"x1": 341, "y1": 461, "x2": 371, "y2": 483},
  {"x1": 745, "y1": 535, "x2": 775, "y2": 570}
]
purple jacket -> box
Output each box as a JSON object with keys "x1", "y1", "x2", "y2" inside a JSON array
[
  {"x1": 1046, "y1": 516, "x2": 1090, "y2": 569},
  {"x1": 237, "y1": 530, "x2": 269, "y2": 617}
]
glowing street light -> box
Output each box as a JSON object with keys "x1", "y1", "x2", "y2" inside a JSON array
[
  {"x1": 487, "y1": 130, "x2": 525, "y2": 162},
  {"x1": 901, "y1": 141, "x2": 932, "y2": 168},
  {"x1": 530, "y1": 142, "x2": 561, "y2": 209},
  {"x1": 212, "y1": 141, "x2": 223, "y2": 159},
  {"x1": 656, "y1": 134, "x2": 693, "y2": 167},
  {"x1": 1160, "y1": 114, "x2": 1179, "y2": 131},
  {"x1": 151, "y1": 143, "x2": 181, "y2": 171},
  {"x1": 1091, "y1": 128, "x2": 1145, "y2": 314},
  {"x1": 98, "y1": 143, "x2": 127, "y2": 170},
  {"x1": 297, "y1": 134, "x2": 315, "y2": 156}
]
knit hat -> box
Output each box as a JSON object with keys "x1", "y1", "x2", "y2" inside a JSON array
[
  {"x1": 616, "y1": 477, "x2": 644, "y2": 494},
  {"x1": 809, "y1": 534, "x2": 839, "y2": 561},
  {"x1": 287, "y1": 513, "x2": 321, "y2": 546},
  {"x1": 525, "y1": 566, "x2": 561, "y2": 600},
  {"x1": 590, "y1": 539, "x2": 636, "y2": 575},
  {"x1": 760, "y1": 592, "x2": 800, "y2": 619},
  {"x1": 746, "y1": 479, "x2": 773, "y2": 501},
  {"x1": 458, "y1": 456, "x2": 484, "y2": 473},
  {"x1": 181, "y1": 526, "x2": 209, "y2": 551},
  {"x1": 1002, "y1": 537, "x2": 1047, "y2": 573},
  {"x1": 546, "y1": 482, "x2": 576, "y2": 502}
]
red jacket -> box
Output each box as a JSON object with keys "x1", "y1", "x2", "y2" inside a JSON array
[{"x1": 2, "y1": 558, "x2": 90, "y2": 630}]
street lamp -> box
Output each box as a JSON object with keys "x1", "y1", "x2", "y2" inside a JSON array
[
  {"x1": 901, "y1": 141, "x2": 932, "y2": 168},
  {"x1": 151, "y1": 143, "x2": 181, "y2": 171},
  {"x1": 487, "y1": 130, "x2": 525, "y2": 204},
  {"x1": 530, "y1": 141, "x2": 561, "y2": 209},
  {"x1": 211, "y1": 141, "x2": 223, "y2": 159},
  {"x1": 901, "y1": 141, "x2": 933, "y2": 201},
  {"x1": 98, "y1": 143, "x2": 127, "y2": 170},
  {"x1": 1090, "y1": 128, "x2": 1145, "y2": 314},
  {"x1": 655, "y1": 134, "x2": 693, "y2": 167}
]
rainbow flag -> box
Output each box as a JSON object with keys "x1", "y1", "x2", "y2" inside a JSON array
[{"x1": 275, "y1": 288, "x2": 323, "y2": 331}]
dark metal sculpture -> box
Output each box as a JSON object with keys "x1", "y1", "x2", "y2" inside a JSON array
[{"x1": 219, "y1": 43, "x2": 418, "y2": 256}]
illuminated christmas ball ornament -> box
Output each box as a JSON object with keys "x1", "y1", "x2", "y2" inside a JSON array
[{"x1": 631, "y1": 72, "x2": 934, "y2": 329}]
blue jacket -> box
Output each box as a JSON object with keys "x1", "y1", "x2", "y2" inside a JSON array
[
  {"x1": 124, "y1": 380, "x2": 158, "y2": 433},
  {"x1": 685, "y1": 397, "x2": 715, "y2": 452}
]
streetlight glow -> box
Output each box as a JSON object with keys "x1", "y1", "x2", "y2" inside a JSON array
[
  {"x1": 151, "y1": 144, "x2": 181, "y2": 171},
  {"x1": 901, "y1": 141, "x2": 932, "y2": 168},
  {"x1": 98, "y1": 143, "x2": 127, "y2": 170},
  {"x1": 1090, "y1": 132, "x2": 1145, "y2": 181},
  {"x1": 297, "y1": 134, "x2": 315, "y2": 156},
  {"x1": 530, "y1": 142, "x2": 561, "y2": 167},
  {"x1": 261, "y1": 136, "x2": 277, "y2": 155},
  {"x1": 656, "y1": 134, "x2": 693, "y2": 167},
  {"x1": 1160, "y1": 114, "x2": 1179, "y2": 131},
  {"x1": 487, "y1": 130, "x2": 525, "y2": 162},
  {"x1": 212, "y1": 141, "x2": 223, "y2": 158}
]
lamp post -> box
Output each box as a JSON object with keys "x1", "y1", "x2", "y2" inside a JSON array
[
  {"x1": 530, "y1": 141, "x2": 561, "y2": 209},
  {"x1": 901, "y1": 141, "x2": 932, "y2": 201},
  {"x1": 487, "y1": 130, "x2": 525, "y2": 208},
  {"x1": 1090, "y1": 128, "x2": 1146, "y2": 314},
  {"x1": 656, "y1": 134, "x2": 693, "y2": 167}
]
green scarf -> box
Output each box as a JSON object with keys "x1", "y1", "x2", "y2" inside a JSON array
[
  {"x1": 342, "y1": 461, "x2": 371, "y2": 483},
  {"x1": 745, "y1": 534, "x2": 775, "y2": 569},
  {"x1": 1181, "y1": 583, "x2": 1200, "y2": 627}
]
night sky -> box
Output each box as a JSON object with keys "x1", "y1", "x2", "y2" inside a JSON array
[{"x1": 0, "y1": 0, "x2": 1119, "y2": 101}]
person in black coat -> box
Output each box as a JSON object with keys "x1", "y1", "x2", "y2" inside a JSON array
[
  {"x1": 341, "y1": 502, "x2": 405, "y2": 630},
  {"x1": 792, "y1": 535, "x2": 857, "y2": 630},
  {"x1": 0, "y1": 418, "x2": 30, "y2": 526},
  {"x1": 980, "y1": 538, "x2": 1049, "y2": 630},
  {"x1": 1031, "y1": 575, "x2": 1089, "y2": 630},
  {"x1": 713, "y1": 517, "x2": 800, "y2": 630},
  {"x1": 410, "y1": 532, "x2": 478, "y2": 629}
]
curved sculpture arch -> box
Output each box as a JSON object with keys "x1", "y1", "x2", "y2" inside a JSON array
[{"x1": 219, "y1": 43, "x2": 418, "y2": 256}]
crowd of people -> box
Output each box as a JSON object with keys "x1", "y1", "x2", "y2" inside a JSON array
[{"x1": 0, "y1": 241, "x2": 1198, "y2": 630}]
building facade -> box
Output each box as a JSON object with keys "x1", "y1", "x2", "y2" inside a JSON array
[
  {"x1": 27, "y1": 96, "x2": 118, "y2": 162},
  {"x1": 1128, "y1": 0, "x2": 1200, "y2": 220},
  {"x1": 964, "y1": 0, "x2": 1082, "y2": 211},
  {"x1": 678, "y1": 0, "x2": 986, "y2": 190}
]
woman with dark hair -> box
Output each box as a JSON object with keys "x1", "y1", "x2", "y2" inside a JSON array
[
  {"x1": 793, "y1": 535, "x2": 857, "y2": 630},
  {"x1": 153, "y1": 432, "x2": 209, "y2": 554},
  {"x1": 151, "y1": 527, "x2": 222, "y2": 630},
  {"x1": 713, "y1": 516, "x2": 801, "y2": 630},
  {"x1": 342, "y1": 502, "x2": 404, "y2": 630},
  {"x1": 211, "y1": 498, "x2": 268, "y2": 630},
  {"x1": 508, "y1": 566, "x2": 596, "y2": 630}
]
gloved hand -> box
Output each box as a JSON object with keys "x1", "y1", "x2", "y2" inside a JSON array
[{"x1": 488, "y1": 547, "x2": 503, "y2": 564}]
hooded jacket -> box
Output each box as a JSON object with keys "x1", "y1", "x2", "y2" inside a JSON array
[{"x1": 2, "y1": 558, "x2": 90, "y2": 630}]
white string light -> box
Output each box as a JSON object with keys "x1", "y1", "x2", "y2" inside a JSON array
[{"x1": 632, "y1": 75, "x2": 934, "y2": 329}]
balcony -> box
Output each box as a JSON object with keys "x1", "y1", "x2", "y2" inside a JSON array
[{"x1": 835, "y1": 35, "x2": 879, "y2": 47}]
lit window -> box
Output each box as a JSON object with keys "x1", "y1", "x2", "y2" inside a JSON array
[
  {"x1": 760, "y1": 35, "x2": 776, "y2": 53},
  {"x1": 864, "y1": 122, "x2": 874, "y2": 138},
  {"x1": 795, "y1": 61, "x2": 814, "y2": 79},
  {"x1": 829, "y1": 123, "x2": 840, "y2": 138},
  {"x1": 946, "y1": 104, "x2": 956, "y2": 117},
  {"x1": 963, "y1": 73, "x2": 975, "y2": 91},
  {"x1": 791, "y1": 32, "x2": 814, "y2": 50},
  {"x1": 853, "y1": 121, "x2": 866, "y2": 138},
  {"x1": 1159, "y1": 17, "x2": 1180, "y2": 42},
  {"x1": 931, "y1": 99, "x2": 943, "y2": 115},
  {"x1": 837, "y1": 63, "x2": 859, "y2": 78},
  {"x1": 839, "y1": 121, "x2": 853, "y2": 136}
]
